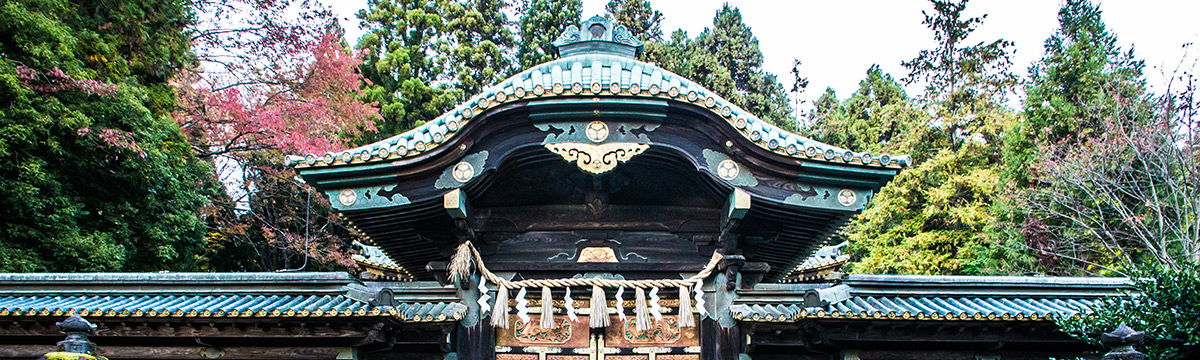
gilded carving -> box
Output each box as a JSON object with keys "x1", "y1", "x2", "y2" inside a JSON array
[
  {"x1": 513, "y1": 318, "x2": 573, "y2": 344},
  {"x1": 578, "y1": 247, "x2": 618, "y2": 263},
  {"x1": 545, "y1": 143, "x2": 649, "y2": 174},
  {"x1": 623, "y1": 317, "x2": 681, "y2": 344}
]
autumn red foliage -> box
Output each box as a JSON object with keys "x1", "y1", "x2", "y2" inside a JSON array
[{"x1": 174, "y1": 0, "x2": 379, "y2": 271}]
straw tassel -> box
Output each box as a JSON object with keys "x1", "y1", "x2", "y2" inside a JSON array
[
  {"x1": 448, "y1": 242, "x2": 474, "y2": 284},
  {"x1": 491, "y1": 286, "x2": 510, "y2": 328},
  {"x1": 590, "y1": 285, "x2": 609, "y2": 328},
  {"x1": 678, "y1": 285, "x2": 694, "y2": 327},
  {"x1": 539, "y1": 286, "x2": 554, "y2": 329},
  {"x1": 634, "y1": 287, "x2": 650, "y2": 331}
]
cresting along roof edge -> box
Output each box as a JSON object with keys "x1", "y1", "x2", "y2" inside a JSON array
[
  {"x1": 287, "y1": 53, "x2": 912, "y2": 170},
  {"x1": 732, "y1": 274, "x2": 1129, "y2": 323},
  {"x1": 0, "y1": 272, "x2": 465, "y2": 323}
]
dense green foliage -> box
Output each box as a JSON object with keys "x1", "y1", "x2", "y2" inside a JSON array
[
  {"x1": 996, "y1": 0, "x2": 1155, "y2": 275},
  {"x1": 609, "y1": 2, "x2": 793, "y2": 128},
  {"x1": 605, "y1": 0, "x2": 662, "y2": 41},
  {"x1": 445, "y1": 0, "x2": 517, "y2": 96},
  {"x1": 831, "y1": 0, "x2": 1027, "y2": 275},
  {"x1": 1058, "y1": 264, "x2": 1200, "y2": 359},
  {"x1": 0, "y1": 0, "x2": 216, "y2": 271},
  {"x1": 804, "y1": 66, "x2": 933, "y2": 156},
  {"x1": 516, "y1": 0, "x2": 582, "y2": 69},
  {"x1": 356, "y1": 0, "x2": 461, "y2": 140}
]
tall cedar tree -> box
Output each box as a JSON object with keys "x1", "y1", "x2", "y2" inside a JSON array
[
  {"x1": 517, "y1": 0, "x2": 582, "y2": 69},
  {"x1": 616, "y1": 4, "x2": 793, "y2": 128},
  {"x1": 357, "y1": 0, "x2": 458, "y2": 140},
  {"x1": 803, "y1": 65, "x2": 933, "y2": 157},
  {"x1": 999, "y1": 0, "x2": 1149, "y2": 274},
  {"x1": 1006, "y1": 0, "x2": 1144, "y2": 187},
  {"x1": 359, "y1": 0, "x2": 518, "y2": 139},
  {"x1": 605, "y1": 0, "x2": 663, "y2": 41},
  {"x1": 846, "y1": 0, "x2": 1029, "y2": 275},
  {"x1": 0, "y1": 0, "x2": 216, "y2": 271},
  {"x1": 445, "y1": 0, "x2": 517, "y2": 96}
]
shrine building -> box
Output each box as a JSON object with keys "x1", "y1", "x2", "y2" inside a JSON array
[{"x1": 0, "y1": 16, "x2": 1128, "y2": 360}]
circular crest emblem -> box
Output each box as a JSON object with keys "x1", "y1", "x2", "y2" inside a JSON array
[
  {"x1": 338, "y1": 189, "x2": 357, "y2": 206},
  {"x1": 716, "y1": 160, "x2": 740, "y2": 181},
  {"x1": 451, "y1": 161, "x2": 475, "y2": 183},
  {"x1": 837, "y1": 189, "x2": 857, "y2": 207},
  {"x1": 585, "y1": 121, "x2": 609, "y2": 143}
]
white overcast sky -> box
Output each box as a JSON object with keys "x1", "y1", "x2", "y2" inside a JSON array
[{"x1": 330, "y1": 0, "x2": 1199, "y2": 105}]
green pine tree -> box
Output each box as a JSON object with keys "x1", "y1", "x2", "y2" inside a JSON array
[
  {"x1": 805, "y1": 65, "x2": 934, "y2": 157},
  {"x1": 846, "y1": 0, "x2": 1029, "y2": 275},
  {"x1": 1004, "y1": 0, "x2": 1145, "y2": 187},
  {"x1": 445, "y1": 0, "x2": 518, "y2": 96},
  {"x1": 357, "y1": 0, "x2": 519, "y2": 139},
  {"x1": 646, "y1": 5, "x2": 792, "y2": 127},
  {"x1": 516, "y1": 0, "x2": 581, "y2": 69},
  {"x1": 996, "y1": 0, "x2": 1153, "y2": 275},
  {"x1": 356, "y1": 0, "x2": 457, "y2": 139},
  {"x1": 605, "y1": 0, "x2": 663, "y2": 41},
  {"x1": 697, "y1": 5, "x2": 791, "y2": 125}
]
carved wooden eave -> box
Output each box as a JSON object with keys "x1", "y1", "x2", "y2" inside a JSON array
[{"x1": 291, "y1": 17, "x2": 910, "y2": 282}]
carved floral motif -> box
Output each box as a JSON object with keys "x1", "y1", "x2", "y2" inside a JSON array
[
  {"x1": 623, "y1": 317, "x2": 680, "y2": 344},
  {"x1": 513, "y1": 318, "x2": 573, "y2": 344}
]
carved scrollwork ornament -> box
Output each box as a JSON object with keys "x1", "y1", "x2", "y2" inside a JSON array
[{"x1": 545, "y1": 143, "x2": 649, "y2": 174}]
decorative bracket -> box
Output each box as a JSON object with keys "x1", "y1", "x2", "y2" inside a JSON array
[
  {"x1": 720, "y1": 189, "x2": 751, "y2": 290},
  {"x1": 444, "y1": 189, "x2": 476, "y2": 289},
  {"x1": 545, "y1": 142, "x2": 649, "y2": 174}
]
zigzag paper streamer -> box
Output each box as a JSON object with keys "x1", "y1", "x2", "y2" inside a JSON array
[
  {"x1": 477, "y1": 276, "x2": 491, "y2": 316},
  {"x1": 615, "y1": 286, "x2": 627, "y2": 321},
  {"x1": 515, "y1": 287, "x2": 530, "y2": 323},
  {"x1": 694, "y1": 279, "x2": 707, "y2": 316},
  {"x1": 565, "y1": 287, "x2": 578, "y2": 322},
  {"x1": 649, "y1": 287, "x2": 663, "y2": 321}
]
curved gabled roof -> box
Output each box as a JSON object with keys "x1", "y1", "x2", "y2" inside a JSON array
[{"x1": 288, "y1": 55, "x2": 910, "y2": 170}]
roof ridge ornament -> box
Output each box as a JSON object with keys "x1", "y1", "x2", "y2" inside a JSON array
[{"x1": 552, "y1": 15, "x2": 644, "y2": 58}]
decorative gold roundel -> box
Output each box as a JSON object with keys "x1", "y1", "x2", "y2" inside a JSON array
[
  {"x1": 451, "y1": 161, "x2": 475, "y2": 183},
  {"x1": 716, "y1": 160, "x2": 740, "y2": 181},
  {"x1": 585, "y1": 121, "x2": 609, "y2": 143},
  {"x1": 837, "y1": 189, "x2": 857, "y2": 206},
  {"x1": 338, "y1": 189, "x2": 357, "y2": 206}
]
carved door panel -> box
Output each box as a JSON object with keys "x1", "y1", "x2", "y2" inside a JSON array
[
  {"x1": 495, "y1": 314, "x2": 700, "y2": 360},
  {"x1": 599, "y1": 314, "x2": 700, "y2": 360}
]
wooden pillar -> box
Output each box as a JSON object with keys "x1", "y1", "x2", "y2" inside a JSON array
[
  {"x1": 454, "y1": 274, "x2": 494, "y2": 360},
  {"x1": 701, "y1": 272, "x2": 740, "y2": 360},
  {"x1": 701, "y1": 318, "x2": 740, "y2": 360}
]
